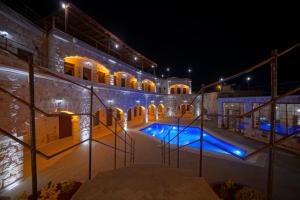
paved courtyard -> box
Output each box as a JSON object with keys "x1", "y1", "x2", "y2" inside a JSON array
[{"x1": 1, "y1": 118, "x2": 300, "y2": 200}]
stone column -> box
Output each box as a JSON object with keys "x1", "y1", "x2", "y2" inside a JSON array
[
  {"x1": 123, "y1": 112, "x2": 128, "y2": 130},
  {"x1": 244, "y1": 102, "x2": 253, "y2": 137},
  {"x1": 167, "y1": 80, "x2": 170, "y2": 94},
  {"x1": 145, "y1": 106, "x2": 148, "y2": 123},
  {"x1": 137, "y1": 73, "x2": 142, "y2": 90},
  {"x1": 109, "y1": 73, "x2": 114, "y2": 86},
  {"x1": 217, "y1": 99, "x2": 223, "y2": 128},
  {"x1": 155, "y1": 107, "x2": 159, "y2": 120},
  {"x1": 189, "y1": 81, "x2": 192, "y2": 94}
]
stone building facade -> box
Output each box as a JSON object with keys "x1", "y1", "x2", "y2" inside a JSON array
[{"x1": 0, "y1": 2, "x2": 204, "y2": 191}]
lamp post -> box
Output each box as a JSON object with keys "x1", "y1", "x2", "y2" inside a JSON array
[
  {"x1": 187, "y1": 68, "x2": 192, "y2": 78},
  {"x1": 152, "y1": 65, "x2": 156, "y2": 76},
  {"x1": 62, "y1": 2, "x2": 70, "y2": 33},
  {"x1": 246, "y1": 76, "x2": 251, "y2": 90},
  {"x1": 166, "y1": 67, "x2": 170, "y2": 77}
]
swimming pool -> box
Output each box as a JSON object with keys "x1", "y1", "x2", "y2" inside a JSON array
[
  {"x1": 139, "y1": 123, "x2": 247, "y2": 158},
  {"x1": 259, "y1": 122, "x2": 300, "y2": 136}
]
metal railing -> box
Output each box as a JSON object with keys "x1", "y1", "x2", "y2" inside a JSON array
[
  {"x1": 0, "y1": 38, "x2": 136, "y2": 199},
  {"x1": 161, "y1": 43, "x2": 300, "y2": 200}
]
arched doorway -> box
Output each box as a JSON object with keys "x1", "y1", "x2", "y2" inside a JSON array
[
  {"x1": 114, "y1": 71, "x2": 138, "y2": 89},
  {"x1": 64, "y1": 56, "x2": 110, "y2": 83},
  {"x1": 158, "y1": 104, "x2": 165, "y2": 119},
  {"x1": 142, "y1": 79, "x2": 156, "y2": 92},
  {"x1": 127, "y1": 106, "x2": 146, "y2": 128},
  {"x1": 169, "y1": 84, "x2": 190, "y2": 94},
  {"x1": 59, "y1": 110, "x2": 80, "y2": 139},
  {"x1": 148, "y1": 104, "x2": 157, "y2": 121},
  {"x1": 178, "y1": 104, "x2": 194, "y2": 116}
]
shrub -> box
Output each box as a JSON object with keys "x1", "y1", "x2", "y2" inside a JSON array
[{"x1": 234, "y1": 187, "x2": 266, "y2": 200}]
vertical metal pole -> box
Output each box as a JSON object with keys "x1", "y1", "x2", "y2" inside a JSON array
[
  {"x1": 88, "y1": 86, "x2": 93, "y2": 180},
  {"x1": 199, "y1": 84, "x2": 205, "y2": 177},
  {"x1": 28, "y1": 58, "x2": 38, "y2": 199},
  {"x1": 285, "y1": 104, "x2": 288, "y2": 134},
  {"x1": 114, "y1": 117, "x2": 117, "y2": 169},
  {"x1": 133, "y1": 141, "x2": 135, "y2": 164},
  {"x1": 124, "y1": 132, "x2": 127, "y2": 167},
  {"x1": 163, "y1": 137, "x2": 166, "y2": 164},
  {"x1": 161, "y1": 140, "x2": 163, "y2": 164},
  {"x1": 168, "y1": 132, "x2": 171, "y2": 167},
  {"x1": 267, "y1": 49, "x2": 277, "y2": 200},
  {"x1": 177, "y1": 118, "x2": 180, "y2": 168},
  {"x1": 130, "y1": 137, "x2": 133, "y2": 165}
]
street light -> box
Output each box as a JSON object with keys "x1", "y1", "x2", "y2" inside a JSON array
[
  {"x1": 219, "y1": 78, "x2": 224, "y2": 82},
  {"x1": 61, "y1": 2, "x2": 70, "y2": 33},
  {"x1": 161, "y1": 74, "x2": 164, "y2": 78},
  {"x1": 246, "y1": 76, "x2": 251, "y2": 89},
  {"x1": 151, "y1": 65, "x2": 156, "y2": 76},
  {"x1": 114, "y1": 43, "x2": 119, "y2": 49},
  {"x1": 166, "y1": 67, "x2": 170, "y2": 77},
  {"x1": 134, "y1": 56, "x2": 138, "y2": 61},
  {"x1": 188, "y1": 68, "x2": 192, "y2": 73}
]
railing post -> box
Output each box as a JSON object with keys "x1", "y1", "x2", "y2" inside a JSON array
[
  {"x1": 177, "y1": 118, "x2": 180, "y2": 168},
  {"x1": 161, "y1": 140, "x2": 163, "y2": 164},
  {"x1": 88, "y1": 86, "x2": 93, "y2": 180},
  {"x1": 28, "y1": 57, "x2": 38, "y2": 199},
  {"x1": 163, "y1": 136, "x2": 166, "y2": 164},
  {"x1": 130, "y1": 137, "x2": 133, "y2": 165},
  {"x1": 124, "y1": 131, "x2": 127, "y2": 167},
  {"x1": 199, "y1": 84, "x2": 205, "y2": 177},
  {"x1": 267, "y1": 49, "x2": 278, "y2": 200},
  {"x1": 114, "y1": 117, "x2": 117, "y2": 169},
  {"x1": 133, "y1": 141, "x2": 135, "y2": 164},
  {"x1": 168, "y1": 132, "x2": 171, "y2": 167}
]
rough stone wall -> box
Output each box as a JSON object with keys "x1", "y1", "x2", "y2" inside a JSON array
[
  {"x1": 47, "y1": 29, "x2": 159, "y2": 91},
  {"x1": 0, "y1": 2, "x2": 47, "y2": 65}
]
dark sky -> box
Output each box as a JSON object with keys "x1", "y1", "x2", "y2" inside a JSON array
[{"x1": 4, "y1": 0, "x2": 300, "y2": 92}]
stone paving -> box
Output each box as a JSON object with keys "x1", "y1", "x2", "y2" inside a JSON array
[{"x1": 1, "y1": 118, "x2": 300, "y2": 200}]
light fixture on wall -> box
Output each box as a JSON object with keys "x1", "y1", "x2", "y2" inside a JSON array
[
  {"x1": 134, "y1": 56, "x2": 138, "y2": 61},
  {"x1": 0, "y1": 31, "x2": 8, "y2": 37},
  {"x1": 115, "y1": 43, "x2": 119, "y2": 49}
]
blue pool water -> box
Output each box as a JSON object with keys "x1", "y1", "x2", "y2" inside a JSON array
[
  {"x1": 139, "y1": 123, "x2": 247, "y2": 158},
  {"x1": 259, "y1": 122, "x2": 300, "y2": 136}
]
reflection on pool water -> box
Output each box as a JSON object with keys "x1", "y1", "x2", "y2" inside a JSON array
[
  {"x1": 259, "y1": 122, "x2": 300, "y2": 136},
  {"x1": 139, "y1": 123, "x2": 247, "y2": 158}
]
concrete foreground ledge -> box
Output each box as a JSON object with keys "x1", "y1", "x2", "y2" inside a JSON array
[{"x1": 72, "y1": 164, "x2": 220, "y2": 200}]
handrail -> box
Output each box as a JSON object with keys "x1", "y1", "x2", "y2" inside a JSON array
[
  {"x1": 167, "y1": 85, "x2": 300, "y2": 155},
  {"x1": 169, "y1": 129, "x2": 300, "y2": 161},
  {"x1": 0, "y1": 85, "x2": 131, "y2": 146},
  {"x1": 1, "y1": 35, "x2": 133, "y2": 142},
  {"x1": 36, "y1": 139, "x2": 89, "y2": 159},
  {"x1": 0, "y1": 127, "x2": 32, "y2": 150},
  {"x1": 176, "y1": 42, "x2": 300, "y2": 123},
  {"x1": 240, "y1": 86, "x2": 300, "y2": 118},
  {"x1": 92, "y1": 139, "x2": 132, "y2": 154}
]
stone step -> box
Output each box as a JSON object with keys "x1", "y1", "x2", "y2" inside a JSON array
[{"x1": 72, "y1": 164, "x2": 220, "y2": 200}]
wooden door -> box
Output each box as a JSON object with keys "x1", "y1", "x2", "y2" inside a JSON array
[
  {"x1": 59, "y1": 114, "x2": 72, "y2": 138},
  {"x1": 107, "y1": 108, "x2": 113, "y2": 126}
]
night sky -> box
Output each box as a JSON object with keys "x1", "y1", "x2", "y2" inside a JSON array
[{"x1": 4, "y1": 0, "x2": 300, "y2": 92}]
